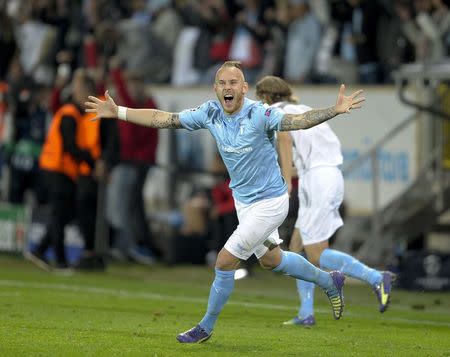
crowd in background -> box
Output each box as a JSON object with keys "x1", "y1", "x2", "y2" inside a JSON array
[
  {"x1": 0, "y1": 0, "x2": 450, "y2": 269},
  {"x1": 2, "y1": 0, "x2": 450, "y2": 88}
]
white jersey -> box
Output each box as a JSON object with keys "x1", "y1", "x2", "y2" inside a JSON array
[
  {"x1": 272, "y1": 102, "x2": 343, "y2": 173},
  {"x1": 272, "y1": 101, "x2": 344, "y2": 244}
]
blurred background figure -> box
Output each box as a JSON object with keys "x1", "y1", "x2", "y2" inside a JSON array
[
  {"x1": 114, "y1": 0, "x2": 182, "y2": 84},
  {"x1": 228, "y1": 0, "x2": 271, "y2": 83},
  {"x1": 106, "y1": 57, "x2": 160, "y2": 265},
  {"x1": 396, "y1": 0, "x2": 450, "y2": 63},
  {"x1": 25, "y1": 69, "x2": 96, "y2": 272},
  {"x1": 0, "y1": 7, "x2": 17, "y2": 81},
  {"x1": 2, "y1": 58, "x2": 48, "y2": 206},
  {"x1": 172, "y1": 0, "x2": 236, "y2": 85},
  {"x1": 205, "y1": 152, "x2": 238, "y2": 266},
  {"x1": 282, "y1": 0, "x2": 322, "y2": 83},
  {"x1": 73, "y1": 69, "x2": 119, "y2": 271}
]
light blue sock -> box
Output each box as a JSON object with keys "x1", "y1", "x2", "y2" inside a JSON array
[
  {"x1": 199, "y1": 268, "x2": 235, "y2": 334},
  {"x1": 296, "y1": 279, "x2": 315, "y2": 318},
  {"x1": 319, "y1": 248, "x2": 382, "y2": 286},
  {"x1": 273, "y1": 251, "x2": 333, "y2": 290}
]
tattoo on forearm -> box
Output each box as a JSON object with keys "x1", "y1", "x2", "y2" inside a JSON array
[
  {"x1": 147, "y1": 111, "x2": 182, "y2": 129},
  {"x1": 280, "y1": 106, "x2": 337, "y2": 131},
  {"x1": 169, "y1": 113, "x2": 181, "y2": 129}
]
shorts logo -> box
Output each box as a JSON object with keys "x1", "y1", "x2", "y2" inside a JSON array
[{"x1": 264, "y1": 109, "x2": 272, "y2": 117}]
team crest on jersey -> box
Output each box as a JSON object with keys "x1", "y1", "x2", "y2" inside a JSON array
[{"x1": 264, "y1": 109, "x2": 272, "y2": 117}]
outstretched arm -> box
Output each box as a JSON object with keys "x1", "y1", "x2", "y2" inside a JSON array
[
  {"x1": 279, "y1": 84, "x2": 365, "y2": 131},
  {"x1": 85, "y1": 91, "x2": 183, "y2": 129}
]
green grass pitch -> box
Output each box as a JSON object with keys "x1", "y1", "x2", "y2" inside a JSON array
[{"x1": 0, "y1": 255, "x2": 449, "y2": 357}]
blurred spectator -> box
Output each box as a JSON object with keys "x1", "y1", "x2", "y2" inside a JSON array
[
  {"x1": 149, "y1": 0, "x2": 184, "y2": 74},
  {"x1": 0, "y1": 8, "x2": 17, "y2": 80},
  {"x1": 175, "y1": 0, "x2": 235, "y2": 84},
  {"x1": 28, "y1": 0, "x2": 73, "y2": 57},
  {"x1": 171, "y1": 25, "x2": 203, "y2": 86},
  {"x1": 205, "y1": 152, "x2": 238, "y2": 265},
  {"x1": 313, "y1": 1, "x2": 353, "y2": 84},
  {"x1": 376, "y1": 0, "x2": 415, "y2": 82},
  {"x1": 282, "y1": 0, "x2": 322, "y2": 83},
  {"x1": 74, "y1": 70, "x2": 119, "y2": 271},
  {"x1": 257, "y1": 1, "x2": 287, "y2": 77},
  {"x1": 229, "y1": 0, "x2": 273, "y2": 83},
  {"x1": 49, "y1": 55, "x2": 72, "y2": 114},
  {"x1": 82, "y1": 0, "x2": 126, "y2": 33},
  {"x1": 83, "y1": 0, "x2": 124, "y2": 64},
  {"x1": 106, "y1": 58, "x2": 160, "y2": 264},
  {"x1": 13, "y1": 1, "x2": 59, "y2": 86},
  {"x1": 397, "y1": 0, "x2": 450, "y2": 62},
  {"x1": 325, "y1": 0, "x2": 381, "y2": 84},
  {"x1": 115, "y1": 0, "x2": 177, "y2": 83},
  {"x1": 4, "y1": 78, "x2": 49, "y2": 205},
  {"x1": 346, "y1": 0, "x2": 381, "y2": 83},
  {"x1": 25, "y1": 69, "x2": 97, "y2": 272}
]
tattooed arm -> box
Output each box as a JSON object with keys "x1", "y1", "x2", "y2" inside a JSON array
[
  {"x1": 124, "y1": 108, "x2": 182, "y2": 128},
  {"x1": 280, "y1": 106, "x2": 337, "y2": 131},
  {"x1": 85, "y1": 90, "x2": 183, "y2": 129},
  {"x1": 279, "y1": 84, "x2": 365, "y2": 131}
]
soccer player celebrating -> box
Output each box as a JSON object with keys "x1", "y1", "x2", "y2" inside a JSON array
[
  {"x1": 85, "y1": 61, "x2": 365, "y2": 343},
  {"x1": 256, "y1": 75, "x2": 396, "y2": 327}
]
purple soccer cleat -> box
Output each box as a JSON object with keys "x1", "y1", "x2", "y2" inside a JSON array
[
  {"x1": 324, "y1": 270, "x2": 345, "y2": 320},
  {"x1": 373, "y1": 271, "x2": 396, "y2": 313},
  {"x1": 176, "y1": 325, "x2": 212, "y2": 343},
  {"x1": 283, "y1": 315, "x2": 316, "y2": 327}
]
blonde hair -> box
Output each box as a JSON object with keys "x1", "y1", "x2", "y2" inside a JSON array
[
  {"x1": 218, "y1": 61, "x2": 243, "y2": 72},
  {"x1": 215, "y1": 61, "x2": 245, "y2": 82},
  {"x1": 255, "y1": 76, "x2": 299, "y2": 105}
]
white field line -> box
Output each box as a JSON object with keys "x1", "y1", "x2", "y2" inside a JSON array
[{"x1": 0, "y1": 279, "x2": 449, "y2": 328}]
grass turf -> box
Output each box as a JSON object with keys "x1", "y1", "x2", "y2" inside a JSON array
[{"x1": 0, "y1": 255, "x2": 449, "y2": 357}]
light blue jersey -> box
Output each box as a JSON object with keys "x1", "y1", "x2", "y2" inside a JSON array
[{"x1": 179, "y1": 98, "x2": 287, "y2": 204}]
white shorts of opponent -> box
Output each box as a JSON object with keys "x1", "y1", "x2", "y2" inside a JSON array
[
  {"x1": 224, "y1": 193, "x2": 289, "y2": 260},
  {"x1": 295, "y1": 166, "x2": 344, "y2": 246}
]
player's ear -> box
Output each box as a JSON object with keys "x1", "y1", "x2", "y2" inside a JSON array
[{"x1": 243, "y1": 81, "x2": 249, "y2": 94}]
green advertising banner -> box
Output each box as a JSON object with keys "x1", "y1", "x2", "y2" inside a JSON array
[{"x1": 0, "y1": 204, "x2": 28, "y2": 252}]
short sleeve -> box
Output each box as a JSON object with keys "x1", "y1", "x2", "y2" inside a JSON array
[
  {"x1": 179, "y1": 102, "x2": 210, "y2": 131},
  {"x1": 252, "y1": 103, "x2": 285, "y2": 132}
]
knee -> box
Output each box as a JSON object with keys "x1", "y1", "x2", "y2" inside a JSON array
[
  {"x1": 258, "y1": 252, "x2": 281, "y2": 270},
  {"x1": 215, "y1": 259, "x2": 231, "y2": 271},
  {"x1": 215, "y1": 262, "x2": 239, "y2": 271},
  {"x1": 259, "y1": 259, "x2": 276, "y2": 270},
  {"x1": 215, "y1": 249, "x2": 240, "y2": 271}
]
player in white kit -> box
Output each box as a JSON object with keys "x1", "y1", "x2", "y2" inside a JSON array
[
  {"x1": 256, "y1": 76, "x2": 396, "y2": 327},
  {"x1": 85, "y1": 62, "x2": 365, "y2": 343}
]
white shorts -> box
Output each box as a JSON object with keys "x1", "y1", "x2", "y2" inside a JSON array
[
  {"x1": 295, "y1": 166, "x2": 344, "y2": 246},
  {"x1": 224, "y1": 193, "x2": 289, "y2": 260}
]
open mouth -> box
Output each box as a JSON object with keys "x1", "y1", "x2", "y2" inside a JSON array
[{"x1": 224, "y1": 94, "x2": 234, "y2": 104}]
